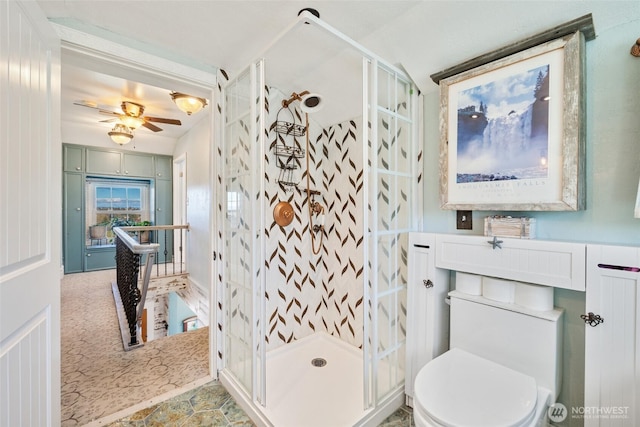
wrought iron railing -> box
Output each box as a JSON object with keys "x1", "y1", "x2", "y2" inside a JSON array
[
  {"x1": 120, "y1": 224, "x2": 189, "y2": 277},
  {"x1": 112, "y1": 224, "x2": 189, "y2": 350}
]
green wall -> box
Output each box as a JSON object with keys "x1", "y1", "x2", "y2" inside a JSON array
[{"x1": 421, "y1": 19, "x2": 639, "y2": 426}]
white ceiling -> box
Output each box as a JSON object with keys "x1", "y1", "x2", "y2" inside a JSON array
[{"x1": 38, "y1": 0, "x2": 640, "y2": 152}]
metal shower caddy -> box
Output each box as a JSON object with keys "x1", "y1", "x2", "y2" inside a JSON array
[{"x1": 273, "y1": 105, "x2": 305, "y2": 190}]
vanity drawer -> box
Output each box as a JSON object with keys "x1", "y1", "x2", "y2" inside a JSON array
[{"x1": 435, "y1": 234, "x2": 586, "y2": 291}]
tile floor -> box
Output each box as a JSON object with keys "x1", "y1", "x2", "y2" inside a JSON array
[{"x1": 105, "y1": 379, "x2": 415, "y2": 426}]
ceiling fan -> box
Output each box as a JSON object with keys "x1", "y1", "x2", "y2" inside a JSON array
[{"x1": 74, "y1": 100, "x2": 182, "y2": 132}]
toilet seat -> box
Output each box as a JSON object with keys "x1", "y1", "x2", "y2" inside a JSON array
[{"x1": 414, "y1": 348, "x2": 538, "y2": 427}]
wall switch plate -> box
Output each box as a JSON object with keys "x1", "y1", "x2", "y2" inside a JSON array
[{"x1": 456, "y1": 210, "x2": 472, "y2": 230}]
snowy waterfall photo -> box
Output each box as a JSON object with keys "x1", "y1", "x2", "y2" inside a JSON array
[
  {"x1": 439, "y1": 31, "x2": 586, "y2": 211},
  {"x1": 455, "y1": 64, "x2": 550, "y2": 184}
]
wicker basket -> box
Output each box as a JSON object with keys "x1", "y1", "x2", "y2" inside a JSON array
[{"x1": 484, "y1": 216, "x2": 536, "y2": 239}]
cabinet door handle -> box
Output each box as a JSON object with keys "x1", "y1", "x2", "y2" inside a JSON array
[
  {"x1": 157, "y1": 173, "x2": 162, "y2": 177},
  {"x1": 581, "y1": 312, "x2": 604, "y2": 327},
  {"x1": 124, "y1": 170, "x2": 129, "y2": 175},
  {"x1": 75, "y1": 166, "x2": 81, "y2": 171},
  {"x1": 157, "y1": 208, "x2": 162, "y2": 212},
  {"x1": 423, "y1": 279, "x2": 434, "y2": 288},
  {"x1": 76, "y1": 208, "x2": 81, "y2": 211},
  {"x1": 86, "y1": 253, "x2": 91, "y2": 257},
  {"x1": 116, "y1": 169, "x2": 121, "y2": 174}
]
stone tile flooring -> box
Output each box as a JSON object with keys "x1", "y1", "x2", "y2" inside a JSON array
[{"x1": 106, "y1": 380, "x2": 415, "y2": 426}]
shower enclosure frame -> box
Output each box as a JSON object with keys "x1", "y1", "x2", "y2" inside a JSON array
[{"x1": 218, "y1": 10, "x2": 422, "y2": 425}]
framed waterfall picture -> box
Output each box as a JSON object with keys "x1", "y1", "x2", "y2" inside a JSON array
[{"x1": 439, "y1": 31, "x2": 586, "y2": 211}]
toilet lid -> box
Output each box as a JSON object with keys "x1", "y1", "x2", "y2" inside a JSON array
[{"x1": 414, "y1": 348, "x2": 537, "y2": 427}]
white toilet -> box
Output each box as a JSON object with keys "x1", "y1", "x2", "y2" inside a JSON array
[{"x1": 412, "y1": 290, "x2": 564, "y2": 427}]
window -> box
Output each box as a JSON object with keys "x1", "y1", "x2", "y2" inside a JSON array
[{"x1": 86, "y1": 178, "x2": 151, "y2": 247}]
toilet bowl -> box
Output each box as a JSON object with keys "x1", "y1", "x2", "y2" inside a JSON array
[
  {"x1": 411, "y1": 292, "x2": 563, "y2": 427},
  {"x1": 413, "y1": 348, "x2": 549, "y2": 427}
]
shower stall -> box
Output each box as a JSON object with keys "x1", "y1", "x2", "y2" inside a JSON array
[{"x1": 217, "y1": 11, "x2": 422, "y2": 426}]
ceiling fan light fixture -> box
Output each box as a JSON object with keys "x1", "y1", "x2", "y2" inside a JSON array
[
  {"x1": 108, "y1": 123, "x2": 134, "y2": 145},
  {"x1": 121, "y1": 101, "x2": 144, "y2": 117},
  {"x1": 120, "y1": 115, "x2": 145, "y2": 130},
  {"x1": 170, "y1": 92, "x2": 207, "y2": 115}
]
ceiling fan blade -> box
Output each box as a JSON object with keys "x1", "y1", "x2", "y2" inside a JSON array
[
  {"x1": 98, "y1": 110, "x2": 122, "y2": 117},
  {"x1": 144, "y1": 116, "x2": 182, "y2": 125},
  {"x1": 73, "y1": 101, "x2": 99, "y2": 109},
  {"x1": 99, "y1": 118, "x2": 118, "y2": 123},
  {"x1": 74, "y1": 101, "x2": 120, "y2": 114},
  {"x1": 142, "y1": 121, "x2": 163, "y2": 132}
]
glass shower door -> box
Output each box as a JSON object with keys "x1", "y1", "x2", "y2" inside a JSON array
[
  {"x1": 221, "y1": 59, "x2": 266, "y2": 405},
  {"x1": 363, "y1": 58, "x2": 418, "y2": 408}
]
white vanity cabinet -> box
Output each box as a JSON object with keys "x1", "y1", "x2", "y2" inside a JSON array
[
  {"x1": 584, "y1": 244, "x2": 640, "y2": 426},
  {"x1": 405, "y1": 233, "x2": 450, "y2": 406},
  {"x1": 435, "y1": 234, "x2": 586, "y2": 291}
]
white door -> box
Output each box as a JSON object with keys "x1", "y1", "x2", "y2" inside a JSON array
[
  {"x1": 584, "y1": 244, "x2": 640, "y2": 426},
  {"x1": 0, "y1": 1, "x2": 61, "y2": 426}
]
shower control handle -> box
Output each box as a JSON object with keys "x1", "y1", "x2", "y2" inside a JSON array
[{"x1": 423, "y1": 279, "x2": 434, "y2": 289}]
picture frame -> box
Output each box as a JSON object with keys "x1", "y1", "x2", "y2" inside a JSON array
[
  {"x1": 182, "y1": 316, "x2": 198, "y2": 332},
  {"x1": 439, "y1": 31, "x2": 586, "y2": 211}
]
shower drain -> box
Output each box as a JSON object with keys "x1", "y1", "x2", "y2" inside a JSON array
[{"x1": 311, "y1": 358, "x2": 327, "y2": 367}]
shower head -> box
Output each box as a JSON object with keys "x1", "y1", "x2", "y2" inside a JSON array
[
  {"x1": 300, "y1": 93, "x2": 323, "y2": 113},
  {"x1": 282, "y1": 91, "x2": 324, "y2": 114}
]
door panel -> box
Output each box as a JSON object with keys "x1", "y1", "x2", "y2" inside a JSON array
[
  {"x1": 86, "y1": 148, "x2": 122, "y2": 175},
  {"x1": 221, "y1": 59, "x2": 266, "y2": 405},
  {"x1": 64, "y1": 173, "x2": 84, "y2": 273},
  {"x1": 155, "y1": 179, "x2": 173, "y2": 263},
  {"x1": 84, "y1": 247, "x2": 116, "y2": 271},
  {"x1": 0, "y1": 1, "x2": 61, "y2": 425},
  {"x1": 123, "y1": 152, "x2": 155, "y2": 177},
  {"x1": 363, "y1": 57, "x2": 418, "y2": 408},
  {"x1": 585, "y1": 245, "x2": 640, "y2": 426}
]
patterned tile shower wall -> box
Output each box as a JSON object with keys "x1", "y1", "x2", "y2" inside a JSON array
[
  {"x1": 320, "y1": 119, "x2": 365, "y2": 349},
  {"x1": 264, "y1": 88, "x2": 326, "y2": 350},
  {"x1": 264, "y1": 89, "x2": 365, "y2": 351}
]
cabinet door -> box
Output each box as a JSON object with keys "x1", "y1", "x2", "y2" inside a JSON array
[
  {"x1": 405, "y1": 232, "x2": 450, "y2": 405},
  {"x1": 155, "y1": 155, "x2": 172, "y2": 180},
  {"x1": 63, "y1": 145, "x2": 84, "y2": 172},
  {"x1": 84, "y1": 247, "x2": 116, "y2": 271},
  {"x1": 63, "y1": 173, "x2": 84, "y2": 273},
  {"x1": 584, "y1": 244, "x2": 640, "y2": 426},
  {"x1": 155, "y1": 179, "x2": 173, "y2": 263},
  {"x1": 123, "y1": 153, "x2": 154, "y2": 177},
  {"x1": 86, "y1": 149, "x2": 122, "y2": 175}
]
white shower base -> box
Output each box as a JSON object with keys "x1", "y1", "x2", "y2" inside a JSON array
[
  {"x1": 220, "y1": 331, "x2": 405, "y2": 427},
  {"x1": 262, "y1": 332, "x2": 366, "y2": 427}
]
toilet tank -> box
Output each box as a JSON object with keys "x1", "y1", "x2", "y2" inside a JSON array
[{"x1": 449, "y1": 291, "x2": 564, "y2": 399}]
